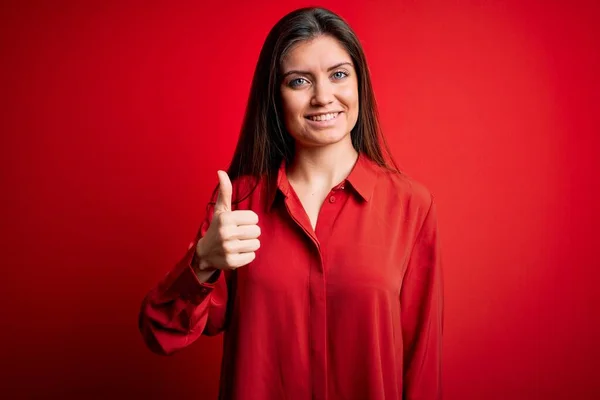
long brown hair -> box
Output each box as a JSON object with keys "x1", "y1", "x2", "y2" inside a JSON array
[{"x1": 216, "y1": 7, "x2": 399, "y2": 205}]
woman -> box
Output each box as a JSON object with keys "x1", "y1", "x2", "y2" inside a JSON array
[{"x1": 139, "y1": 7, "x2": 443, "y2": 400}]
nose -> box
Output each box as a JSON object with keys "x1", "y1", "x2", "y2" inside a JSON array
[{"x1": 310, "y1": 79, "x2": 334, "y2": 106}]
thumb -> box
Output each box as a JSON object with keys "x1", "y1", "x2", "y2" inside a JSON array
[{"x1": 214, "y1": 170, "x2": 232, "y2": 215}]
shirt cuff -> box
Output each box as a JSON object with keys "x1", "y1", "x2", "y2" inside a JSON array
[{"x1": 161, "y1": 242, "x2": 221, "y2": 305}]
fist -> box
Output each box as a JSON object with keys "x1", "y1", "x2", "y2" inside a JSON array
[{"x1": 196, "y1": 170, "x2": 261, "y2": 271}]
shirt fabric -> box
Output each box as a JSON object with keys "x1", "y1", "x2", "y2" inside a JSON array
[{"x1": 139, "y1": 152, "x2": 443, "y2": 400}]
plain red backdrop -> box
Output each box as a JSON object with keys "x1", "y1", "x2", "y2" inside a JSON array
[{"x1": 1, "y1": 0, "x2": 599, "y2": 398}]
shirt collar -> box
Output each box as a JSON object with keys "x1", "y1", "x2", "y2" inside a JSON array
[{"x1": 267, "y1": 152, "x2": 380, "y2": 210}]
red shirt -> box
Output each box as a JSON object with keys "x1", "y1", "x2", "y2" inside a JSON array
[{"x1": 139, "y1": 153, "x2": 443, "y2": 399}]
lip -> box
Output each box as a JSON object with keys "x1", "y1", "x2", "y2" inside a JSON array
[
  {"x1": 304, "y1": 111, "x2": 343, "y2": 128},
  {"x1": 305, "y1": 111, "x2": 343, "y2": 118}
]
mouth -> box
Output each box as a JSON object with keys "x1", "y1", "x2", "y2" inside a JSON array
[{"x1": 304, "y1": 111, "x2": 342, "y2": 122}]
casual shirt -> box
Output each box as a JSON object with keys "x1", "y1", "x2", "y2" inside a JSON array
[{"x1": 139, "y1": 152, "x2": 444, "y2": 399}]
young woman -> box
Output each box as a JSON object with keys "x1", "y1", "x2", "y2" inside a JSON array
[{"x1": 139, "y1": 7, "x2": 443, "y2": 400}]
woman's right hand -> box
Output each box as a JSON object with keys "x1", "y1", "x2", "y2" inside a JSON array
[{"x1": 195, "y1": 171, "x2": 261, "y2": 272}]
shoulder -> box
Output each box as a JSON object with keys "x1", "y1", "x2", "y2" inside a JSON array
[
  {"x1": 231, "y1": 174, "x2": 261, "y2": 196},
  {"x1": 230, "y1": 174, "x2": 265, "y2": 210},
  {"x1": 375, "y1": 167, "x2": 434, "y2": 217}
]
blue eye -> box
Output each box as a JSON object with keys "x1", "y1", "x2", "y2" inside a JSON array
[
  {"x1": 289, "y1": 78, "x2": 308, "y2": 88},
  {"x1": 332, "y1": 71, "x2": 348, "y2": 80}
]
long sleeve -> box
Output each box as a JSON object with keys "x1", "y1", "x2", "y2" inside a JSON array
[
  {"x1": 400, "y1": 196, "x2": 444, "y2": 399},
  {"x1": 138, "y1": 198, "x2": 230, "y2": 356}
]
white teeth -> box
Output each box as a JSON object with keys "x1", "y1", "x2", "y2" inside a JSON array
[{"x1": 309, "y1": 112, "x2": 339, "y2": 121}]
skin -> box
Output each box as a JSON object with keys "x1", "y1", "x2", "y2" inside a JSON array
[
  {"x1": 280, "y1": 34, "x2": 361, "y2": 228},
  {"x1": 194, "y1": 34, "x2": 361, "y2": 278},
  {"x1": 280, "y1": 34, "x2": 359, "y2": 153}
]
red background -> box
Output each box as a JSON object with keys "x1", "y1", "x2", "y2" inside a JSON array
[{"x1": 2, "y1": 0, "x2": 599, "y2": 398}]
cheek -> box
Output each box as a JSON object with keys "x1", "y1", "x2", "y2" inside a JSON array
[
  {"x1": 338, "y1": 83, "x2": 359, "y2": 109},
  {"x1": 281, "y1": 95, "x2": 305, "y2": 123},
  {"x1": 280, "y1": 95, "x2": 307, "y2": 138},
  {"x1": 339, "y1": 86, "x2": 359, "y2": 122}
]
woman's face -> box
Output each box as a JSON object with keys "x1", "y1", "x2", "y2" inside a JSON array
[{"x1": 279, "y1": 35, "x2": 359, "y2": 149}]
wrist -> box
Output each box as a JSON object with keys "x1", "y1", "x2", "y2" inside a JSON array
[
  {"x1": 198, "y1": 258, "x2": 216, "y2": 272},
  {"x1": 193, "y1": 239, "x2": 216, "y2": 272}
]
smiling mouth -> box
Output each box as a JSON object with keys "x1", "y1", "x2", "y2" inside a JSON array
[{"x1": 305, "y1": 112, "x2": 342, "y2": 122}]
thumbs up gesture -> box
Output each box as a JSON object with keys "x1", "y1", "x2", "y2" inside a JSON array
[{"x1": 195, "y1": 171, "x2": 261, "y2": 271}]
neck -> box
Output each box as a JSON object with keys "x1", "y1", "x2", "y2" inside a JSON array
[{"x1": 287, "y1": 136, "x2": 359, "y2": 190}]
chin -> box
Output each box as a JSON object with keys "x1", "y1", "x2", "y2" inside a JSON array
[{"x1": 300, "y1": 127, "x2": 350, "y2": 147}]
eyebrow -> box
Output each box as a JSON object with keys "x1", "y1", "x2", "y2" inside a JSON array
[{"x1": 281, "y1": 62, "x2": 354, "y2": 79}]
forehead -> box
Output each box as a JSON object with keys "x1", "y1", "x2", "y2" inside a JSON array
[{"x1": 281, "y1": 35, "x2": 353, "y2": 70}]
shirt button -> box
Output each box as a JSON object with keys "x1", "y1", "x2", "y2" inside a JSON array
[{"x1": 329, "y1": 196, "x2": 336, "y2": 203}]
